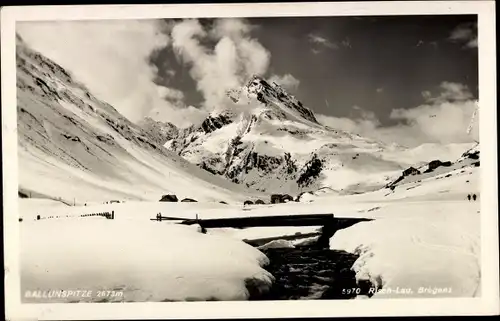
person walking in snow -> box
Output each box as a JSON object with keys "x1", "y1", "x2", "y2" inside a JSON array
[
  {"x1": 472, "y1": 194, "x2": 477, "y2": 201},
  {"x1": 467, "y1": 194, "x2": 471, "y2": 201}
]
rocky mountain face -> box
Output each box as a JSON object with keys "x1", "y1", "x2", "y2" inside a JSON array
[
  {"x1": 16, "y1": 35, "x2": 261, "y2": 203},
  {"x1": 137, "y1": 117, "x2": 179, "y2": 147},
  {"x1": 163, "y1": 75, "x2": 429, "y2": 195}
]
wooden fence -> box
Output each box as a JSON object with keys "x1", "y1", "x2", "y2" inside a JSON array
[
  {"x1": 79, "y1": 211, "x2": 115, "y2": 219},
  {"x1": 35, "y1": 211, "x2": 115, "y2": 221}
]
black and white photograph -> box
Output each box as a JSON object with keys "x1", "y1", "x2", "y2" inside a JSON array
[{"x1": 2, "y1": 1, "x2": 498, "y2": 319}]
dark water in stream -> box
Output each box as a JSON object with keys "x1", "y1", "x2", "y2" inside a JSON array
[
  {"x1": 246, "y1": 218, "x2": 376, "y2": 300},
  {"x1": 251, "y1": 245, "x2": 375, "y2": 300}
]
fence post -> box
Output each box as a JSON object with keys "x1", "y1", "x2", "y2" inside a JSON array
[{"x1": 112, "y1": 211, "x2": 114, "y2": 220}]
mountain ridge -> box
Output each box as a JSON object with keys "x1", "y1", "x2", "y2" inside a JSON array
[{"x1": 16, "y1": 36, "x2": 263, "y2": 204}]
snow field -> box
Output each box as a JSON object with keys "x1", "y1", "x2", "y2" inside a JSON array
[
  {"x1": 21, "y1": 218, "x2": 273, "y2": 302},
  {"x1": 329, "y1": 200, "x2": 480, "y2": 298}
]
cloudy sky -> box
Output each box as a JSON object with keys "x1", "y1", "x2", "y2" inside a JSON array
[{"x1": 17, "y1": 14, "x2": 478, "y2": 147}]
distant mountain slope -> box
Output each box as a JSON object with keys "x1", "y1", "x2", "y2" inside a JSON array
[
  {"x1": 137, "y1": 117, "x2": 179, "y2": 147},
  {"x1": 385, "y1": 142, "x2": 480, "y2": 191},
  {"x1": 163, "y1": 75, "x2": 476, "y2": 195},
  {"x1": 16, "y1": 35, "x2": 262, "y2": 204}
]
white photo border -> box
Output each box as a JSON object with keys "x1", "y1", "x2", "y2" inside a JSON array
[{"x1": 2, "y1": 1, "x2": 498, "y2": 319}]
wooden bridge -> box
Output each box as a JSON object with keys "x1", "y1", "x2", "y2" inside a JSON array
[{"x1": 152, "y1": 213, "x2": 372, "y2": 248}]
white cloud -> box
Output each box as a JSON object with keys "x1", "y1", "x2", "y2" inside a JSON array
[
  {"x1": 269, "y1": 74, "x2": 300, "y2": 92},
  {"x1": 350, "y1": 105, "x2": 379, "y2": 124},
  {"x1": 157, "y1": 86, "x2": 184, "y2": 101},
  {"x1": 307, "y1": 33, "x2": 338, "y2": 50},
  {"x1": 211, "y1": 18, "x2": 254, "y2": 39},
  {"x1": 421, "y1": 90, "x2": 432, "y2": 99},
  {"x1": 170, "y1": 18, "x2": 271, "y2": 112},
  {"x1": 149, "y1": 104, "x2": 209, "y2": 128},
  {"x1": 426, "y1": 82, "x2": 473, "y2": 103},
  {"x1": 449, "y1": 22, "x2": 478, "y2": 49},
  {"x1": 317, "y1": 114, "x2": 378, "y2": 134},
  {"x1": 341, "y1": 38, "x2": 352, "y2": 49},
  {"x1": 17, "y1": 20, "x2": 198, "y2": 125},
  {"x1": 17, "y1": 18, "x2": 299, "y2": 127},
  {"x1": 317, "y1": 82, "x2": 479, "y2": 147}
]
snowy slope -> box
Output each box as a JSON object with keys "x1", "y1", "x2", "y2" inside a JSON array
[
  {"x1": 16, "y1": 35, "x2": 262, "y2": 204},
  {"x1": 384, "y1": 142, "x2": 480, "y2": 190},
  {"x1": 329, "y1": 149, "x2": 481, "y2": 298},
  {"x1": 21, "y1": 219, "x2": 273, "y2": 302},
  {"x1": 163, "y1": 75, "x2": 475, "y2": 196},
  {"x1": 331, "y1": 202, "x2": 480, "y2": 298}
]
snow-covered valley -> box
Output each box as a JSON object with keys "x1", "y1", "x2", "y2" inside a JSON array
[{"x1": 19, "y1": 155, "x2": 480, "y2": 301}]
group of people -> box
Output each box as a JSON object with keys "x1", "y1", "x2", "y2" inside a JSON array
[{"x1": 467, "y1": 194, "x2": 478, "y2": 201}]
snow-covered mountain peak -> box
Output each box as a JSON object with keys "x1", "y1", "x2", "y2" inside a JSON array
[
  {"x1": 163, "y1": 75, "x2": 395, "y2": 194},
  {"x1": 159, "y1": 73, "x2": 479, "y2": 196},
  {"x1": 225, "y1": 75, "x2": 319, "y2": 126}
]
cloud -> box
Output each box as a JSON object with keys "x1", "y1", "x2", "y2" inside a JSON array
[
  {"x1": 16, "y1": 20, "x2": 198, "y2": 125},
  {"x1": 269, "y1": 74, "x2": 300, "y2": 93},
  {"x1": 149, "y1": 104, "x2": 208, "y2": 128},
  {"x1": 169, "y1": 18, "x2": 272, "y2": 113},
  {"x1": 350, "y1": 105, "x2": 379, "y2": 123},
  {"x1": 317, "y1": 82, "x2": 479, "y2": 147},
  {"x1": 311, "y1": 48, "x2": 322, "y2": 55},
  {"x1": 421, "y1": 90, "x2": 432, "y2": 99},
  {"x1": 449, "y1": 22, "x2": 478, "y2": 49},
  {"x1": 308, "y1": 33, "x2": 338, "y2": 51},
  {"x1": 166, "y1": 69, "x2": 176, "y2": 77},
  {"x1": 307, "y1": 34, "x2": 351, "y2": 53},
  {"x1": 17, "y1": 18, "x2": 298, "y2": 127},
  {"x1": 419, "y1": 82, "x2": 473, "y2": 104},
  {"x1": 157, "y1": 86, "x2": 184, "y2": 101},
  {"x1": 341, "y1": 38, "x2": 352, "y2": 49},
  {"x1": 317, "y1": 114, "x2": 379, "y2": 137}
]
